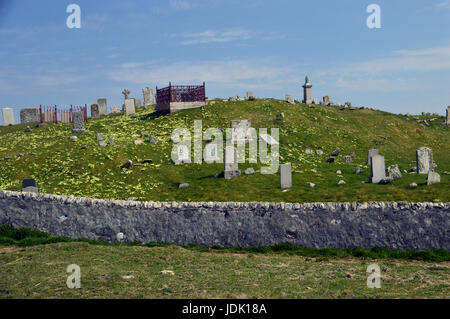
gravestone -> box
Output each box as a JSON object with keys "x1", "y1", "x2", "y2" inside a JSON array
[
  {"x1": 246, "y1": 91, "x2": 255, "y2": 100},
  {"x1": 446, "y1": 106, "x2": 450, "y2": 126},
  {"x1": 98, "y1": 98, "x2": 108, "y2": 116},
  {"x1": 172, "y1": 144, "x2": 191, "y2": 164},
  {"x1": 345, "y1": 101, "x2": 352, "y2": 107},
  {"x1": 366, "y1": 149, "x2": 379, "y2": 165},
  {"x1": 285, "y1": 94, "x2": 295, "y2": 104},
  {"x1": 2, "y1": 108, "x2": 14, "y2": 126},
  {"x1": 427, "y1": 171, "x2": 440, "y2": 185},
  {"x1": 280, "y1": 164, "x2": 292, "y2": 189},
  {"x1": 323, "y1": 96, "x2": 331, "y2": 106},
  {"x1": 22, "y1": 178, "x2": 38, "y2": 193},
  {"x1": 133, "y1": 98, "x2": 142, "y2": 108},
  {"x1": 416, "y1": 147, "x2": 433, "y2": 174},
  {"x1": 124, "y1": 99, "x2": 136, "y2": 115},
  {"x1": 72, "y1": 111, "x2": 85, "y2": 133},
  {"x1": 223, "y1": 146, "x2": 241, "y2": 179},
  {"x1": 204, "y1": 143, "x2": 220, "y2": 162},
  {"x1": 230, "y1": 120, "x2": 252, "y2": 144},
  {"x1": 388, "y1": 164, "x2": 402, "y2": 180},
  {"x1": 91, "y1": 104, "x2": 100, "y2": 118},
  {"x1": 369, "y1": 154, "x2": 386, "y2": 184},
  {"x1": 143, "y1": 87, "x2": 154, "y2": 107},
  {"x1": 20, "y1": 108, "x2": 40, "y2": 123}
]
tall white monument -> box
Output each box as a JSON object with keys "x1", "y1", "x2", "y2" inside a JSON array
[{"x1": 302, "y1": 76, "x2": 313, "y2": 104}]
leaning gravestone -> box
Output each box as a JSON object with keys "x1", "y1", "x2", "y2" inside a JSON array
[
  {"x1": 280, "y1": 164, "x2": 292, "y2": 189},
  {"x1": 143, "y1": 87, "x2": 154, "y2": 108},
  {"x1": 124, "y1": 99, "x2": 136, "y2": 115},
  {"x1": 223, "y1": 146, "x2": 241, "y2": 179},
  {"x1": 22, "y1": 178, "x2": 38, "y2": 193},
  {"x1": 366, "y1": 148, "x2": 379, "y2": 165},
  {"x1": 2, "y1": 108, "x2": 14, "y2": 126},
  {"x1": 20, "y1": 108, "x2": 40, "y2": 124},
  {"x1": 416, "y1": 147, "x2": 433, "y2": 174},
  {"x1": 370, "y1": 154, "x2": 386, "y2": 184},
  {"x1": 72, "y1": 111, "x2": 85, "y2": 133},
  {"x1": 98, "y1": 98, "x2": 108, "y2": 116},
  {"x1": 388, "y1": 164, "x2": 402, "y2": 180},
  {"x1": 90, "y1": 104, "x2": 100, "y2": 118}
]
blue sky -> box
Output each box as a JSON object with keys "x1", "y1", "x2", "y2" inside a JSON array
[{"x1": 1, "y1": 0, "x2": 450, "y2": 123}]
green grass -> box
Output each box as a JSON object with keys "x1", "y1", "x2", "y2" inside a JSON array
[
  {"x1": 0, "y1": 99, "x2": 449, "y2": 202},
  {"x1": 0, "y1": 241, "x2": 448, "y2": 298}
]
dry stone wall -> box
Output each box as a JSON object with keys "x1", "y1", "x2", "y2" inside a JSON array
[{"x1": 0, "y1": 190, "x2": 448, "y2": 250}]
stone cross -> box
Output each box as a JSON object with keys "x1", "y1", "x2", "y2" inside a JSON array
[
  {"x1": 122, "y1": 89, "x2": 130, "y2": 100},
  {"x1": 369, "y1": 154, "x2": 386, "y2": 184},
  {"x1": 280, "y1": 164, "x2": 292, "y2": 189},
  {"x1": 416, "y1": 147, "x2": 433, "y2": 174}
]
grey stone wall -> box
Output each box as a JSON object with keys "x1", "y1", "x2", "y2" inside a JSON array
[{"x1": 0, "y1": 190, "x2": 448, "y2": 250}]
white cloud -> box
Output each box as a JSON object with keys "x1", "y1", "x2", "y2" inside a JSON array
[
  {"x1": 107, "y1": 59, "x2": 294, "y2": 89},
  {"x1": 179, "y1": 28, "x2": 253, "y2": 45},
  {"x1": 169, "y1": 0, "x2": 192, "y2": 10}
]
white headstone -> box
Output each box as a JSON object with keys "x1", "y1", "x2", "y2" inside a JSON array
[
  {"x1": 143, "y1": 87, "x2": 154, "y2": 108},
  {"x1": 223, "y1": 145, "x2": 240, "y2": 179},
  {"x1": 369, "y1": 154, "x2": 386, "y2": 184},
  {"x1": 2, "y1": 108, "x2": 14, "y2": 126},
  {"x1": 366, "y1": 149, "x2": 379, "y2": 165},
  {"x1": 280, "y1": 164, "x2": 292, "y2": 189},
  {"x1": 124, "y1": 99, "x2": 135, "y2": 115},
  {"x1": 416, "y1": 147, "x2": 433, "y2": 174},
  {"x1": 98, "y1": 98, "x2": 108, "y2": 115}
]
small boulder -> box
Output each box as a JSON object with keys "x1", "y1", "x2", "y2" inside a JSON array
[
  {"x1": 179, "y1": 183, "x2": 189, "y2": 189},
  {"x1": 342, "y1": 156, "x2": 352, "y2": 163},
  {"x1": 409, "y1": 182, "x2": 418, "y2": 189},
  {"x1": 336, "y1": 170, "x2": 342, "y2": 175},
  {"x1": 349, "y1": 152, "x2": 356, "y2": 158},
  {"x1": 95, "y1": 133, "x2": 104, "y2": 140},
  {"x1": 142, "y1": 159, "x2": 153, "y2": 164},
  {"x1": 378, "y1": 178, "x2": 392, "y2": 185},
  {"x1": 149, "y1": 136, "x2": 158, "y2": 143},
  {"x1": 331, "y1": 149, "x2": 340, "y2": 156},
  {"x1": 327, "y1": 157, "x2": 335, "y2": 163},
  {"x1": 244, "y1": 168, "x2": 255, "y2": 175},
  {"x1": 121, "y1": 160, "x2": 132, "y2": 169},
  {"x1": 305, "y1": 148, "x2": 313, "y2": 154},
  {"x1": 338, "y1": 180, "x2": 346, "y2": 185},
  {"x1": 98, "y1": 141, "x2": 107, "y2": 147},
  {"x1": 69, "y1": 136, "x2": 78, "y2": 140},
  {"x1": 24, "y1": 126, "x2": 32, "y2": 133},
  {"x1": 316, "y1": 150, "x2": 324, "y2": 156},
  {"x1": 134, "y1": 139, "x2": 143, "y2": 145},
  {"x1": 309, "y1": 183, "x2": 315, "y2": 188}
]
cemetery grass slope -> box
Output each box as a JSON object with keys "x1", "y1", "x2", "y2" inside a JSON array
[
  {"x1": 0, "y1": 99, "x2": 449, "y2": 202},
  {"x1": 0, "y1": 240, "x2": 449, "y2": 298}
]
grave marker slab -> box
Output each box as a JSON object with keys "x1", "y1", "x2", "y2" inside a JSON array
[
  {"x1": 143, "y1": 87, "x2": 154, "y2": 108},
  {"x1": 280, "y1": 164, "x2": 292, "y2": 189},
  {"x1": 370, "y1": 154, "x2": 386, "y2": 184},
  {"x1": 124, "y1": 99, "x2": 136, "y2": 115},
  {"x1": 91, "y1": 104, "x2": 99, "y2": 118},
  {"x1": 223, "y1": 146, "x2": 241, "y2": 179},
  {"x1": 2, "y1": 108, "x2": 14, "y2": 126},
  {"x1": 416, "y1": 147, "x2": 433, "y2": 174},
  {"x1": 98, "y1": 98, "x2": 108, "y2": 115},
  {"x1": 366, "y1": 149, "x2": 379, "y2": 165},
  {"x1": 72, "y1": 111, "x2": 85, "y2": 133},
  {"x1": 230, "y1": 120, "x2": 252, "y2": 144},
  {"x1": 20, "y1": 108, "x2": 40, "y2": 123}
]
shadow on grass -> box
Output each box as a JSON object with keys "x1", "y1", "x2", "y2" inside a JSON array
[{"x1": 0, "y1": 225, "x2": 448, "y2": 262}]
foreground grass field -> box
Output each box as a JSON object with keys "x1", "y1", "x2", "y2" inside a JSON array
[
  {"x1": 0, "y1": 227, "x2": 449, "y2": 299},
  {"x1": 0, "y1": 99, "x2": 449, "y2": 202},
  {"x1": 1, "y1": 242, "x2": 449, "y2": 299}
]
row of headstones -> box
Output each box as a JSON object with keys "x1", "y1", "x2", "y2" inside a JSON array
[{"x1": 283, "y1": 95, "x2": 352, "y2": 107}]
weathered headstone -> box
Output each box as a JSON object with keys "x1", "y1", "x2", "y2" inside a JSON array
[
  {"x1": 230, "y1": 120, "x2": 252, "y2": 144},
  {"x1": 345, "y1": 101, "x2": 352, "y2": 107},
  {"x1": 172, "y1": 144, "x2": 191, "y2": 164},
  {"x1": 2, "y1": 108, "x2": 14, "y2": 126},
  {"x1": 22, "y1": 178, "x2": 38, "y2": 193},
  {"x1": 369, "y1": 154, "x2": 386, "y2": 184},
  {"x1": 446, "y1": 106, "x2": 450, "y2": 126},
  {"x1": 91, "y1": 104, "x2": 100, "y2": 118},
  {"x1": 388, "y1": 164, "x2": 402, "y2": 180},
  {"x1": 124, "y1": 99, "x2": 136, "y2": 115},
  {"x1": 427, "y1": 171, "x2": 440, "y2": 185},
  {"x1": 223, "y1": 146, "x2": 241, "y2": 179},
  {"x1": 246, "y1": 91, "x2": 255, "y2": 100},
  {"x1": 204, "y1": 143, "x2": 220, "y2": 162},
  {"x1": 366, "y1": 149, "x2": 379, "y2": 165},
  {"x1": 72, "y1": 111, "x2": 85, "y2": 133},
  {"x1": 20, "y1": 108, "x2": 40, "y2": 123},
  {"x1": 323, "y1": 96, "x2": 331, "y2": 106},
  {"x1": 143, "y1": 87, "x2": 154, "y2": 108},
  {"x1": 285, "y1": 94, "x2": 295, "y2": 104},
  {"x1": 134, "y1": 98, "x2": 142, "y2": 108},
  {"x1": 98, "y1": 98, "x2": 108, "y2": 116},
  {"x1": 280, "y1": 164, "x2": 292, "y2": 189},
  {"x1": 416, "y1": 147, "x2": 433, "y2": 174}
]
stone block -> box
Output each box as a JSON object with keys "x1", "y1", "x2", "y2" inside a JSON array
[{"x1": 20, "y1": 108, "x2": 40, "y2": 123}]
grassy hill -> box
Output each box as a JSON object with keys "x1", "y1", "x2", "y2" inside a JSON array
[{"x1": 0, "y1": 99, "x2": 449, "y2": 202}]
